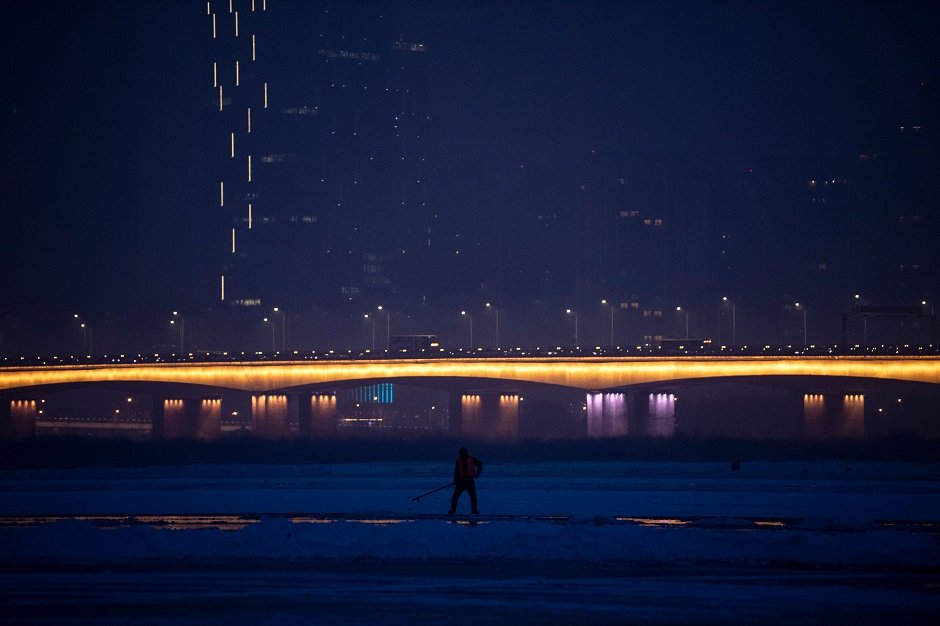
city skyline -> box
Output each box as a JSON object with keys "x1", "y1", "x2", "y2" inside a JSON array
[{"x1": 1, "y1": 1, "x2": 937, "y2": 354}]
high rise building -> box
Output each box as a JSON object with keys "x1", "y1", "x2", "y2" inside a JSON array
[{"x1": 205, "y1": 1, "x2": 431, "y2": 311}]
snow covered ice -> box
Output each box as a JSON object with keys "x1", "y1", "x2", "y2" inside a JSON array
[{"x1": 2, "y1": 460, "x2": 939, "y2": 624}]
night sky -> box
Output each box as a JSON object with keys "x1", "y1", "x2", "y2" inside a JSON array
[{"x1": 2, "y1": 1, "x2": 937, "y2": 350}]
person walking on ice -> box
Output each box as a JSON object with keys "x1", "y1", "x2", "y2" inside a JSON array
[{"x1": 449, "y1": 447, "x2": 483, "y2": 514}]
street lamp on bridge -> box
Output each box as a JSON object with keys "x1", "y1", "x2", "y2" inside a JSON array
[
  {"x1": 377, "y1": 306, "x2": 390, "y2": 351},
  {"x1": 364, "y1": 313, "x2": 375, "y2": 352},
  {"x1": 794, "y1": 302, "x2": 807, "y2": 347},
  {"x1": 73, "y1": 314, "x2": 91, "y2": 356},
  {"x1": 601, "y1": 300, "x2": 614, "y2": 346},
  {"x1": 169, "y1": 311, "x2": 185, "y2": 353},
  {"x1": 262, "y1": 317, "x2": 276, "y2": 353},
  {"x1": 485, "y1": 302, "x2": 500, "y2": 350},
  {"x1": 676, "y1": 306, "x2": 689, "y2": 340},
  {"x1": 461, "y1": 310, "x2": 474, "y2": 350},
  {"x1": 721, "y1": 297, "x2": 736, "y2": 348},
  {"x1": 566, "y1": 309, "x2": 579, "y2": 347},
  {"x1": 272, "y1": 307, "x2": 287, "y2": 352}
]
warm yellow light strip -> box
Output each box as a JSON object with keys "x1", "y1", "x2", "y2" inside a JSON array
[{"x1": 1, "y1": 357, "x2": 939, "y2": 394}]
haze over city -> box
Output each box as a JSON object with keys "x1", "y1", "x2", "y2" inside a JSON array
[{"x1": 2, "y1": 0, "x2": 936, "y2": 354}]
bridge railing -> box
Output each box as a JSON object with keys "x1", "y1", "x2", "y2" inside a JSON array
[{"x1": 1, "y1": 343, "x2": 938, "y2": 367}]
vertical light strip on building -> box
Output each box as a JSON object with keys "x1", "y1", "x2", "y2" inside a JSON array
[
  {"x1": 220, "y1": 181, "x2": 225, "y2": 206},
  {"x1": 207, "y1": 2, "x2": 211, "y2": 16},
  {"x1": 232, "y1": 227, "x2": 236, "y2": 253},
  {"x1": 252, "y1": 0, "x2": 256, "y2": 12},
  {"x1": 212, "y1": 13, "x2": 216, "y2": 39},
  {"x1": 230, "y1": 132, "x2": 235, "y2": 158},
  {"x1": 252, "y1": 35, "x2": 256, "y2": 61},
  {"x1": 248, "y1": 155, "x2": 252, "y2": 182},
  {"x1": 235, "y1": 11, "x2": 239, "y2": 37},
  {"x1": 218, "y1": 85, "x2": 223, "y2": 111},
  {"x1": 235, "y1": 61, "x2": 240, "y2": 86},
  {"x1": 248, "y1": 203, "x2": 253, "y2": 229},
  {"x1": 213, "y1": 62, "x2": 217, "y2": 87},
  {"x1": 263, "y1": 82, "x2": 268, "y2": 108},
  {"x1": 221, "y1": 275, "x2": 226, "y2": 301},
  {"x1": 229, "y1": 0, "x2": 233, "y2": 13},
  {"x1": 247, "y1": 108, "x2": 252, "y2": 133}
]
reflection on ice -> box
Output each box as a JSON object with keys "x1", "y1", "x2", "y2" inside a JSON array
[{"x1": 616, "y1": 517, "x2": 691, "y2": 527}]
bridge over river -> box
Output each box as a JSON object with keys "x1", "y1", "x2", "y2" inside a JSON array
[{"x1": 2, "y1": 355, "x2": 939, "y2": 440}]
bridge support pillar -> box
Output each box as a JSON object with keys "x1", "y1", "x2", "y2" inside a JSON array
[
  {"x1": 586, "y1": 392, "x2": 630, "y2": 437},
  {"x1": 251, "y1": 394, "x2": 290, "y2": 439},
  {"x1": 152, "y1": 398, "x2": 222, "y2": 440},
  {"x1": 0, "y1": 397, "x2": 38, "y2": 438},
  {"x1": 459, "y1": 393, "x2": 519, "y2": 441},
  {"x1": 299, "y1": 393, "x2": 337, "y2": 438},
  {"x1": 644, "y1": 391, "x2": 677, "y2": 437},
  {"x1": 803, "y1": 393, "x2": 865, "y2": 438}
]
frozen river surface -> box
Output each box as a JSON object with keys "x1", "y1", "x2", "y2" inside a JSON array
[{"x1": 1, "y1": 460, "x2": 939, "y2": 624}]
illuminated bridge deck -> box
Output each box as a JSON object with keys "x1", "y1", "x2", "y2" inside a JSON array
[{"x1": 2, "y1": 356, "x2": 940, "y2": 393}]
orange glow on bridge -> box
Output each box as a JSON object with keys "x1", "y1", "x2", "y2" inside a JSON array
[{"x1": 1, "y1": 356, "x2": 939, "y2": 394}]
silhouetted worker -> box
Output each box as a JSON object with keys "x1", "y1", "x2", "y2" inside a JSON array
[{"x1": 449, "y1": 447, "x2": 483, "y2": 514}]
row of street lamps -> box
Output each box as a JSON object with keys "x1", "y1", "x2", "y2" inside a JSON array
[
  {"x1": 64, "y1": 294, "x2": 927, "y2": 357},
  {"x1": 162, "y1": 299, "x2": 795, "y2": 353}
]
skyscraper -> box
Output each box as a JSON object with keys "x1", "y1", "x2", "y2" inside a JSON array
[{"x1": 206, "y1": 1, "x2": 431, "y2": 311}]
